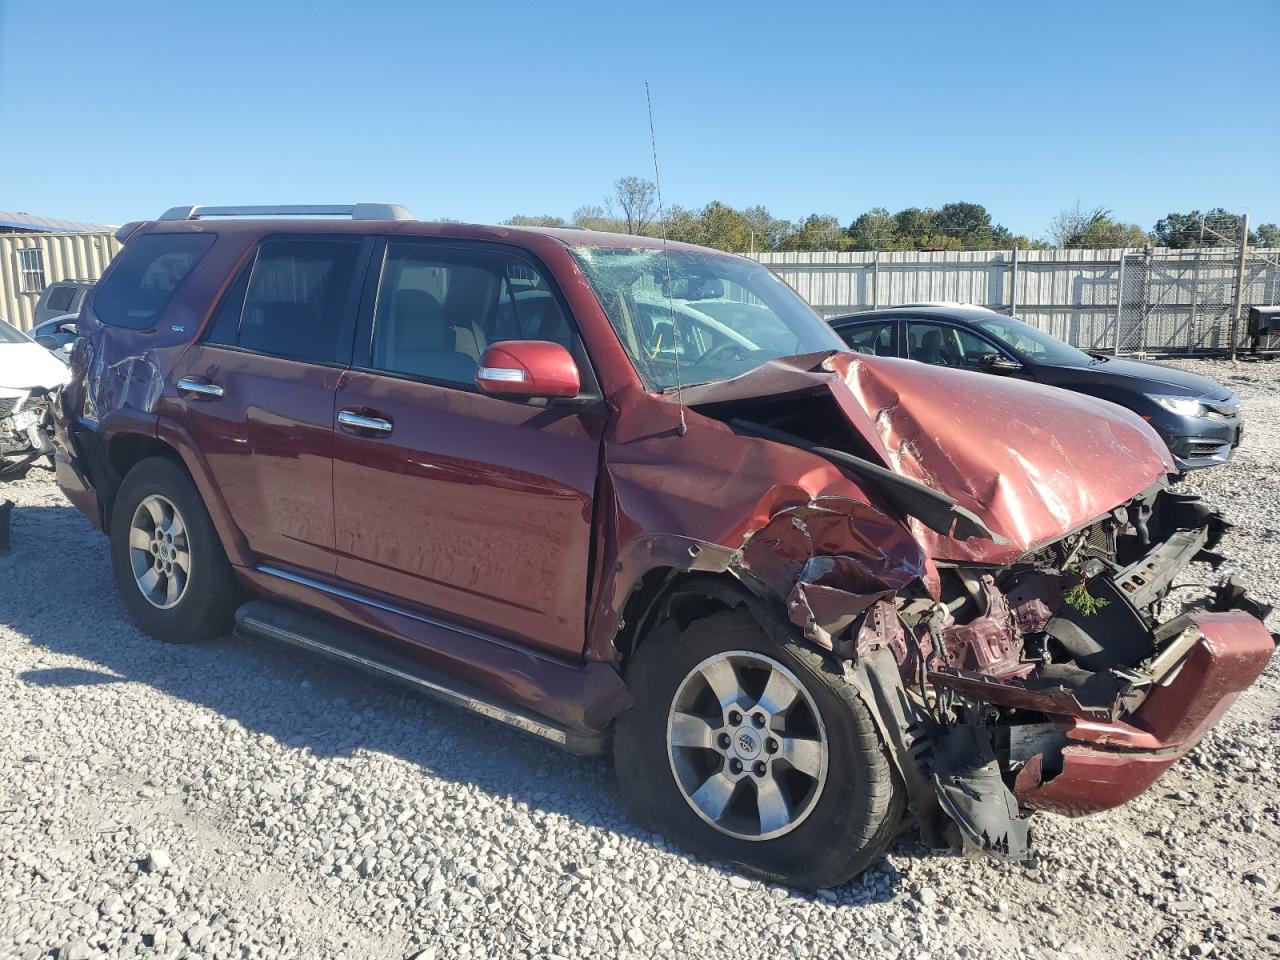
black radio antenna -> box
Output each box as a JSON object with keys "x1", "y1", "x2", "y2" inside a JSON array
[{"x1": 646, "y1": 80, "x2": 687, "y2": 437}]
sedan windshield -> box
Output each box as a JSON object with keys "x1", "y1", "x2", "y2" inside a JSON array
[
  {"x1": 570, "y1": 246, "x2": 843, "y2": 390},
  {"x1": 0, "y1": 318, "x2": 30, "y2": 345},
  {"x1": 974, "y1": 314, "x2": 1092, "y2": 366}
]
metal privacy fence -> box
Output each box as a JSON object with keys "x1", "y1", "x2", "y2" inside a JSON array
[{"x1": 751, "y1": 248, "x2": 1280, "y2": 355}]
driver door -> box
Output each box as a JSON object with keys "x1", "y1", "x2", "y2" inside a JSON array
[
  {"x1": 905, "y1": 320, "x2": 1025, "y2": 376},
  {"x1": 330, "y1": 239, "x2": 605, "y2": 658}
]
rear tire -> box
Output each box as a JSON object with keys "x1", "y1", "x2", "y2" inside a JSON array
[
  {"x1": 110, "y1": 456, "x2": 237, "y2": 643},
  {"x1": 614, "y1": 605, "x2": 903, "y2": 888}
]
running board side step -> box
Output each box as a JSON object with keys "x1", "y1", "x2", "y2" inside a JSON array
[{"x1": 234, "y1": 600, "x2": 609, "y2": 756}]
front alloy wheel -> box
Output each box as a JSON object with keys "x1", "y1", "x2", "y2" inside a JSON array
[
  {"x1": 667, "y1": 651, "x2": 828, "y2": 840},
  {"x1": 614, "y1": 604, "x2": 904, "y2": 888}
]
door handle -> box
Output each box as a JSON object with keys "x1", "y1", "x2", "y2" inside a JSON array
[
  {"x1": 176, "y1": 377, "x2": 224, "y2": 399},
  {"x1": 337, "y1": 409, "x2": 393, "y2": 434}
]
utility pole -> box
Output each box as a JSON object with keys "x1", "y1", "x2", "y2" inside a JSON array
[{"x1": 1229, "y1": 213, "x2": 1249, "y2": 361}]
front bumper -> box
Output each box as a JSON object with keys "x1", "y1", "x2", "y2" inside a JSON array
[
  {"x1": 1157, "y1": 409, "x2": 1243, "y2": 471},
  {"x1": 1012, "y1": 610, "x2": 1274, "y2": 815}
]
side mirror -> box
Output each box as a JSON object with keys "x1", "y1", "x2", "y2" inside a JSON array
[
  {"x1": 475, "y1": 340, "x2": 581, "y2": 399},
  {"x1": 979, "y1": 353, "x2": 1022, "y2": 372},
  {"x1": 35, "y1": 335, "x2": 60, "y2": 350}
]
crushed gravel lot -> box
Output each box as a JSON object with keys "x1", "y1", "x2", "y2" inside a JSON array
[{"x1": 1, "y1": 357, "x2": 1278, "y2": 960}]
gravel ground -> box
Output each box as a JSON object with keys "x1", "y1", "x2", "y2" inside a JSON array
[{"x1": 1, "y1": 358, "x2": 1278, "y2": 960}]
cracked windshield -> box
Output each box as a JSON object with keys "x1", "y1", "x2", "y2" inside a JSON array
[{"x1": 570, "y1": 246, "x2": 844, "y2": 390}]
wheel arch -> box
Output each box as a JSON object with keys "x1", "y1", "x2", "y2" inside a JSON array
[
  {"x1": 103, "y1": 421, "x2": 251, "y2": 567},
  {"x1": 615, "y1": 568, "x2": 832, "y2": 674}
]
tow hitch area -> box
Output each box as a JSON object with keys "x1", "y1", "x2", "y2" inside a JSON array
[{"x1": 853, "y1": 483, "x2": 1276, "y2": 862}]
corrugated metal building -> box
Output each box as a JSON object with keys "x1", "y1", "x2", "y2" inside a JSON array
[{"x1": 0, "y1": 230, "x2": 121, "y2": 331}]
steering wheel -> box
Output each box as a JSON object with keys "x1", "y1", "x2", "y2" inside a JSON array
[{"x1": 696, "y1": 340, "x2": 750, "y2": 365}]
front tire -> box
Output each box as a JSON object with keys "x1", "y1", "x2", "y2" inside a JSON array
[
  {"x1": 614, "y1": 605, "x2": 903, "y2": 888},
  {"x1": 110, "y1": 456, "x2": 238, "y2": 643}
]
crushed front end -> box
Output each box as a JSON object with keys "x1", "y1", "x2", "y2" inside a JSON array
[
  {"x1": 0, "y1": 388, "x2": 57, "y2": 477},
  {"x1": 875, "y1": 482, "x2": 1276, "y2": 860}
]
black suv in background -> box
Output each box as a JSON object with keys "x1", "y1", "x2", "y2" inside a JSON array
[{"x1": 831, "y1": 304, "x2": 1242, "y2": 471}]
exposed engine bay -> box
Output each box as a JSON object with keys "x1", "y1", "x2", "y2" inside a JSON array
[
  {"x1": 873, "y1": 482, "x2": 1274, "y2": 860},
  {"x1": 0, "y1": 388, "x2": 57, "y2": 477}
]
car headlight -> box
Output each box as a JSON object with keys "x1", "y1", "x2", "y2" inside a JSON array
[{"x1": 1146, "y1": 394, "x2": 1205, "y2": 417}]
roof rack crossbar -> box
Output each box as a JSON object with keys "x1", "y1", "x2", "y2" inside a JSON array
[{"x1": 157, "y1": 203, "x2": 414, "y2": 222}]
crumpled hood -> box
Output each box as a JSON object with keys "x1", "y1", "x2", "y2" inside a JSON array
[
  {"x1": 0, "y1": 341, "x2": 71, "y2": 392},
  {"x1": 682, "y1": 351, "x2": 1172, "y2": 564},
  {"x1": 828, "y1": 354, "x2": 1171, "y2": 561}
]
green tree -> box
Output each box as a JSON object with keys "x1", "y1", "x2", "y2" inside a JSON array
[
  {"x1": 1155, "y1": 208, "x2": 1243, "y2": 248},
  {"x1": 933, "y1": 201, "x2": 1002, "y2": 247},
  {"x1": 893, "y1": 207, "x2": 936, "y2": 247},
  {"x1": 845, "y1": 207, "x2": 897, "y2": 250},
  {"x1": 1049, "y1": 204, "x2": 1151, "y2": 248},
  {"x1": 572, "y1": 204, "x2": 620, "y2": 232},
  {"x1": 660, "y1": 204, "x2": 705, "y2": 245},
  {"x1": 502, "y1": 214, "x2": 567, "y2": 227},
  {"x1": 698, "y1": 202, "x2": 754, "y2": 252},
  {"x1": 740, "y1": 205, "x2": 792, "y2": 252},
  {"x1": 610, "y1": 176, "x2": 658, "y2": 235},
  {"x1": 780, "y1": 214, "x2": 846, "y2": 252},
  {"x1": 1251, "y1": 223, "x2": 1280, "y2": 247}
]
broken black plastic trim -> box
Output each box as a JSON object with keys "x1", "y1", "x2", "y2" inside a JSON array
[{"x1": 730, "y1": 419, "x2": 1008, "y2": 545}]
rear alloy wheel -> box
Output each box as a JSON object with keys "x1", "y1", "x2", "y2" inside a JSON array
[
  {"x1": 127, "y1": 494, "x2": 192, "y2": 610},
  {"x1": 110, "y1": 456, "x2": 238, "y2": 643},
  {"x1": 615, "y1": 605, "x2": 904, "y2": 888}
]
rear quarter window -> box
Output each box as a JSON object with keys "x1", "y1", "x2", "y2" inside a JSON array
[{"x1": 93, "y1": 234, "x2": 216, "y2": 329}]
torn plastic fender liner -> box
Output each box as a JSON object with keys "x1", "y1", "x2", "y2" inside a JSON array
[{"x1": 737, "y1": 497, "x2": 928, "y2": 649}]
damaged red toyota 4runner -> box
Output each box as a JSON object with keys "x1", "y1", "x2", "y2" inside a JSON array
[{"x1": 55, "y1": 204, "x2": 1277, "y2": 888}]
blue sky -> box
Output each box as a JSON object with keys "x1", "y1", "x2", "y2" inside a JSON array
[{"x1": 2, "y1": 0, "x2": 1277, "y2": 236}]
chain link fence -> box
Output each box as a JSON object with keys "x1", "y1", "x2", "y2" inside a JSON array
[{"x1": 1115, "y1": 250, "x2": 1280, "y2": 354}]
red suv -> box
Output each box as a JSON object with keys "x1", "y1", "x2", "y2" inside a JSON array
[{"x1": 54, "y1": 204, "x2": 1275, "y2": 887}]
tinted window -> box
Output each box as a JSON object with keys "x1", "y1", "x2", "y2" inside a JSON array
[
  {"x1": 45, "y1": 285, "x2": 76, "y2": 312},
  {"x1": 236, "y1": 239, "x2": 363, "y2": 364},
  {"x1": 94, "y1": 234, "x2": 215, "y2": 329},
  {"x1": 906, "y1": 322, "x2": 1003, "y2": 369},
  {"x1": 839, "y1": 320, "x2": 894, "y2": 356},
  {"x1": 370, "y1": 243, "x2": 574, "y2": 386},
  {"x1": 974, "y1": 314, "x2": 1092, "y2": 366},
  {"x1": 203, "y1": 267, "x2": 251, "y2": 346}
]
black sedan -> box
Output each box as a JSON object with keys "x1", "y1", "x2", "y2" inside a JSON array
[{"x1": 830, "y1": 305, "x2": 1242, "y2": 471}]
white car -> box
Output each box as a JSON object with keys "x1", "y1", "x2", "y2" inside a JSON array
[{"x1": 1, "y1": 316, "x2": 71, "y2": 474}]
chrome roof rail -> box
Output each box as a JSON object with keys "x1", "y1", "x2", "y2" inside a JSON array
[{"x1": 156, "y1": 203, "x2": 414, "y2": 222}]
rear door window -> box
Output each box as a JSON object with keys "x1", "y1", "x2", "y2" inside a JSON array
[
  {"x1": 93, "y1": 234, "x2": 216, "y2": 329},
  {"x1": 229, "y1": 238, "x2": 365, "y2": 365},
  {"x1": 44, "y1": 285, "x2": 77, "y2": 313},
  {"x1": 838, "y1": 320, "x2": 895, "y2": 356}
]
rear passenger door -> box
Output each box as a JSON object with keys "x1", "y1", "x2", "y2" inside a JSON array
[
  {"x1": 171, "y1": 236, "x2": 371, "y2": 575},
  {"x1": 330, "y1": 239, "x2": 604, "y2": 658}
]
